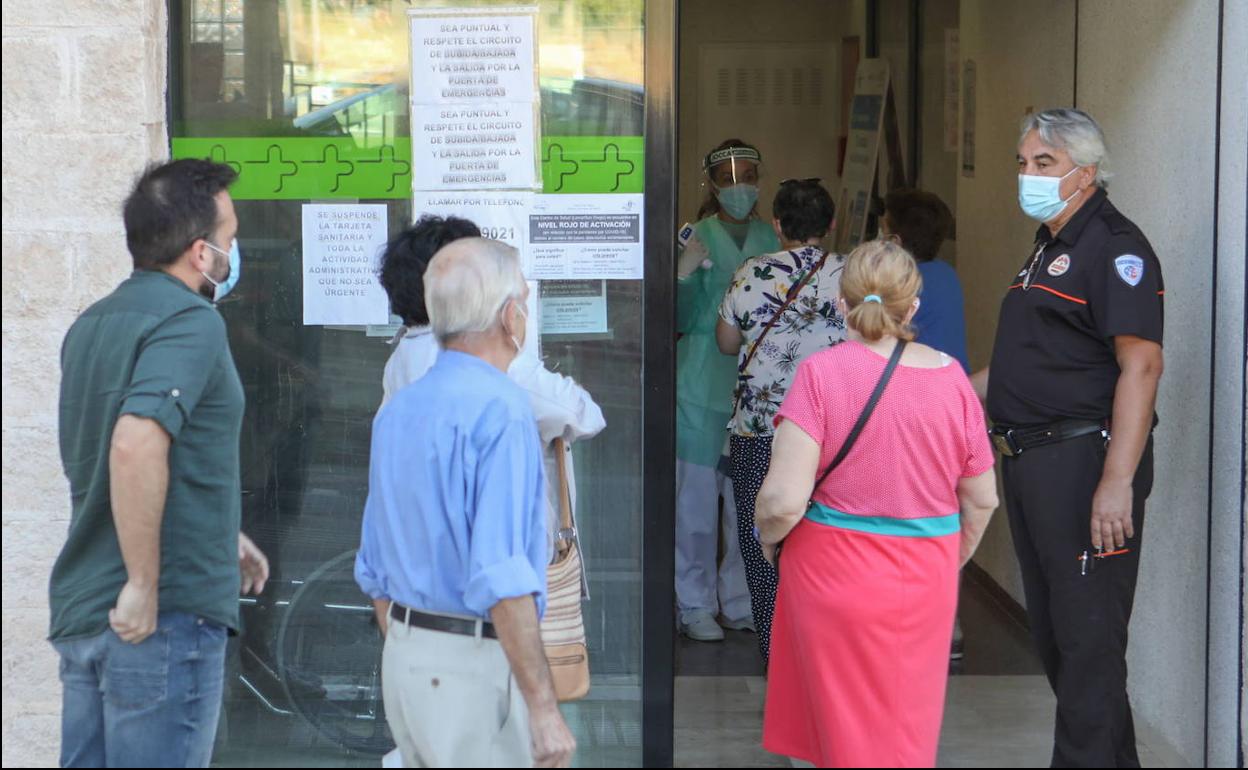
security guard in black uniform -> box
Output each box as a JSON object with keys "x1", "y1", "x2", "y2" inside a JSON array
[{"x1": 973, "y1": 109, "x2": 1164, "y2": 768}]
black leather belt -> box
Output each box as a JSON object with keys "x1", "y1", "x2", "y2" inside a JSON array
[
  {"x1": 389, "y1": 602, "x2": 498, "y2": 640},
  {"x1": 990, "y1": 419, "x2": 1108, "y2": 457}
]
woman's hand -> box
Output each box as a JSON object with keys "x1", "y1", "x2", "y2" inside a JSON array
[{"x1": 956, "y1": 469, "x2": 999, "y2": 567}]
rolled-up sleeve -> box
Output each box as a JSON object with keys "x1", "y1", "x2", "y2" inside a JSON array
[
  {"x1": 354, "y1": 504, "x2": 386, "y2": 600},
  {"x1": 463, "y1": 416, "x2": 548, "y2": 618},
  {"x1": 120, "y1": 306, "x2": 225, "y2": 439}
]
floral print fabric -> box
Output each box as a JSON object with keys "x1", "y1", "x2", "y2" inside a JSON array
[{"x1": 719, "y1": 246, "x2": 847, "y2": 436}]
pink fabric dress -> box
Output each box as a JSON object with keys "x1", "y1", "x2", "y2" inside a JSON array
[{"x1": 761, "y1": 341, "x2": 994, "y2": 768}]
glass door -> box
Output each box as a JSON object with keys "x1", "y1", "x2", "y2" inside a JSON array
[{"x1": 170, "y1": 1, "x2": 660, "y2": 766}]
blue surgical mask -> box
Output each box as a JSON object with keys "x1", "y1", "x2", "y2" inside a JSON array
[
  {"x1": 202, "y1": 239, "x2": 241, "y2": 303},
  {"x1": 715, "y1": 184, "x2": 759, "y2": 220},
  {"x1": 1018, "y1": 166, "x2": 1082, "y2": 222}
]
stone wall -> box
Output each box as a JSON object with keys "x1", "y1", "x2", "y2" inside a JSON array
[{"x1": 1, "y1": 2, "x2": 167, "y2": 765}]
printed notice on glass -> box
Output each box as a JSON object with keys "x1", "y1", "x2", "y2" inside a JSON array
[
  {"x1": 302, "y1": 205, "x2": 389, "y2": 325},
  {"x1": 409, "y1": 7, "x2": 540, "y2": 191},
  {"x1": 411, "y1": 106, "x2": 539, "y2": 190},
  {"x1": 409, "y1": 11, "x2": 537, "y2": 105},
  {"x1": 413, "y1": 191, "x2": 531, "y2": 256},
  {"x1": 540, "y1": 281, "x2": 608, "y2": 335},
  {"x1": 528, "y1": 194, "x2": 644, "y2": 280}
]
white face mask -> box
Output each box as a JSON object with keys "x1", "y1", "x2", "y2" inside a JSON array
[{"x1": 504, "y1": 297, "x2": 527, "y2": 353}]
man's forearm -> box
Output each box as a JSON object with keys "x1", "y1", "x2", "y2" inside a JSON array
[
  {"x1": 1104, "y1": 366, "x2": 1160, "y2": 485},
  {"x1": 491, "y1": 595, "x2": 558, "y2": 711},
  {"x1": 970, "y1": 367, "x2": 990, "y2": 402},
  {"x1": 109, "y1": 416, "x2": 171, "y2": 587},
  {"x1": 372, "y1": 598, "x2": 390, "y2": 636}
]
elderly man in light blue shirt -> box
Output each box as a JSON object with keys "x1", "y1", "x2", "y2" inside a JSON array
[{"x1": 355, "y1": 237, "x2": 575, "y2": 768}]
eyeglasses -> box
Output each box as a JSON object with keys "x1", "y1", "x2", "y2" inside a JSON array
[{"x1": 779, "y1": 177, "x2": 822, "y2": 186}]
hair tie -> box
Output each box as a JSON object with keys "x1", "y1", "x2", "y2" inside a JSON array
[{"x1": 863, "y1": 294, "x2": 883, "y2": 304}]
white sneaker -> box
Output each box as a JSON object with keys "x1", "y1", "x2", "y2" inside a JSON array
[
  {"x1": 722, "y1": 616, "x2": 756, "y2": 633},
  {"x1": 679, "y1": 610, "x2": 725, "y2": 642}
]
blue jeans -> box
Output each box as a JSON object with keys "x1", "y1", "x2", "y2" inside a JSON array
[{"x1": 52, "y1": 611, "x2": 228, "y2": 768}]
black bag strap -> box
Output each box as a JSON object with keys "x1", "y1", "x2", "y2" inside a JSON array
[{"x1": 810, "y1": 339, "x2": 907, "y2": 498}]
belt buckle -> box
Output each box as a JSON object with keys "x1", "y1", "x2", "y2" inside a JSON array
[{"x1": 991, "y1": 428, "x2": 1023, "y2": 457}]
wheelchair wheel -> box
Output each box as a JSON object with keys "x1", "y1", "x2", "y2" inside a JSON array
[{"x1": 275, "y1": 549, "x2": 393, "y2": 756}]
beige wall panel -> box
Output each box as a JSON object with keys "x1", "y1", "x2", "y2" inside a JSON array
[{"x1": 956, "y1": 0, "x2": 1076, "y2": 606}]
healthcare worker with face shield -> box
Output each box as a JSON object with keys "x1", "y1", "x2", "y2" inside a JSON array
[{"x1": 674, "y1": 139, "x2": 780, "y2": 642}]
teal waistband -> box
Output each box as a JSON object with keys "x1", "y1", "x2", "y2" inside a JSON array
[{"x1": 805, "y1": 503, "x2": 961, "y2": 537}]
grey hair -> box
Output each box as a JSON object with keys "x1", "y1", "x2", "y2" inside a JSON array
[
  {"x1": 424, "y1": 237, "x2": 525, "y2": 345},
  {"x1": 1019, "y1": 108, "x2": 1112, "y2": 187}
]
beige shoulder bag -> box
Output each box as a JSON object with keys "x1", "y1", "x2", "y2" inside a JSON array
[{"x1": 540, "y1": 438, "x2": 591, "y2": 701}]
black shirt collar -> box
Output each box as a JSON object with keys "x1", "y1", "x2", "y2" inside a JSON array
[{"x1": 1035, "y1": 186, "x2": 1109, "y2": 247}]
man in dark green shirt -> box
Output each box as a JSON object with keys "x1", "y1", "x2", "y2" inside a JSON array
[{"x1": 51, "y1": 159, "x2": 268, "y2": 768}]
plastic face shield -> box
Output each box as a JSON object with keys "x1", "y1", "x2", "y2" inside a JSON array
[{"x1": 703, "y1": 146, "x2": 762, "y2": 187}]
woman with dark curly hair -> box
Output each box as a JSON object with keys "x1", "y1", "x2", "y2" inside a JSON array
[{"x1": 377, "y1": 215, "x2": 481, "y2": 401}]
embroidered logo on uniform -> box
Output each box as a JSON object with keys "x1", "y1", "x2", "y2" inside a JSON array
[
  {"x1": 677, "y1": 223, "x2": 694, "y2": 247},
  {"x1": 1047, "y1": 254, "x2": 1071, "y2": 277},
  {"x1": 1114, "y1": 255, "x2": 1145, "y2": 287}
]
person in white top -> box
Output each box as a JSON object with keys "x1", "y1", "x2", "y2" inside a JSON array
[{"x1": 377, "y1": 216, "x2": 606, "y2": 562}]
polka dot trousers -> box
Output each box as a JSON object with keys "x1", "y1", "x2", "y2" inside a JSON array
[{"x1": 730, "y1": 434, "x2": 779, "y2": 665}]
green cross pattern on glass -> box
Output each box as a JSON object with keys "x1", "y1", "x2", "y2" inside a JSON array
[
  {"x1": 173, "y1": 138, "x2": 413, "y2": 200},
  {"x1": 541, "y1": 137, "x2": 644, "y2": 193},
  {"x1": 172, "y1": 136, "x2": 644, "y2": 199}
]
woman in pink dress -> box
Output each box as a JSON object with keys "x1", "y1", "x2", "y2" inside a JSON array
[{"x1": 756, "y1": 240, "x2": 1000, "y2": 767}]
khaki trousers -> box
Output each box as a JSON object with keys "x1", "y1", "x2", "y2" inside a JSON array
[{"x1": 383, "y1": 620, "x2": 532, "y2": 768}]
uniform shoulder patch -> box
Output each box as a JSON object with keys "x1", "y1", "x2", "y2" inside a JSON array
[
  {"x1": 1047, "y1": 254, "x2": 1071, "y2": 277},
  {"x1": 1114, "y1": 254, "x2": 1145, "y2": 287},
  {"x1": 677, "y1": 223, "x2": 695, "y2": 247}
]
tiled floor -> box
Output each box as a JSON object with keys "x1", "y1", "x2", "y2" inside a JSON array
[
  {"x1": 674, "y1": 675, "x2": 1189, "y2": 768},
  {"x1": 674, "y1": 577, "x2": 1190, "y2": 767}
]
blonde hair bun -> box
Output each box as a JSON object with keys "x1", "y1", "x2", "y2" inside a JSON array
[{"x1": 840, "y1": 240, "x2": 922, "y2": 343}]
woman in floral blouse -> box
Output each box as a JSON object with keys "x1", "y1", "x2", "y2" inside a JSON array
[{"x1": 715, "y1": 178, "x2": 846, "y2": 663}]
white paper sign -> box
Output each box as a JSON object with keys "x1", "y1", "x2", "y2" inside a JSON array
[
  {"x1": 409, "y1": 13, "x2": 537, "y2": 106},
  {"x1": 528, "y1": 194, "x2": 644, "y2": 280},
  {"x1": 540, "y1": 280, "x2": 608, "y2": 335},
  {"x1": 409, "y1": 9, "x2": 540, "y2": 191},
  {"x1": 411, "y1": 105, "x2": 539, "y2": 190},
  {"x1": 413, "y1": 190, "x2": 532, "y2": 267},
  {"x1": 302, "y1": 205, "x2": 389, "y2": 325}
]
